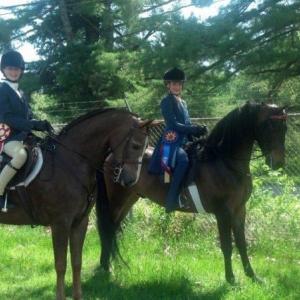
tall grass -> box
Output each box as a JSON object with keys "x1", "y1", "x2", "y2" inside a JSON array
[{"x1": 0, "y1": 165, "x2": 299, "y2": 299}]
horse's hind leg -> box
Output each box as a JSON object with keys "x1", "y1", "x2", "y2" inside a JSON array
[
  {"x1": 70, "y1": 216, "x2": 89, "y2": 300},
  {"x1": 215, "y1": 208, "x2": 235, "y2": 284},
  {"x1": 51, "y1": 222, "x2": 70, "y2": 300},
  {"x1": 232, "y1": 206, "x2": 257, "y2": 281}
]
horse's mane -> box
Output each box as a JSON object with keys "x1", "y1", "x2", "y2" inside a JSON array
[
  {"x1": 204, "y1": 102, "x2": 261, "y2": 156},
  {"x1": 60, "y1": 107, "x2": 137, "y2": 135}
]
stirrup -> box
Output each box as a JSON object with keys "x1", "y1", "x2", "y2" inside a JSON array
[{"x1": 1, "y1": 194, "x2": 8, "y2": 213}]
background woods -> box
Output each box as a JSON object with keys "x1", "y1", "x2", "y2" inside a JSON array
[
  {"x1": 1, "y1": 0, "x2": 300, "y2": 122},
  {"x1": 0, "y1": 2, "x2": 300, "y2": 299}
]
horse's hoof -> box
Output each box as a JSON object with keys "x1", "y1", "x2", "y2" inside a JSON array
[
  {"x1": 252, "y1": 275, "x2": 264, "y2": 285},
  {"x1": 226, "y1": 276, "x2": 236, "y2": 285},
  {"x1": 99, "y1": 266, "x2": 111, "y2": 274}
]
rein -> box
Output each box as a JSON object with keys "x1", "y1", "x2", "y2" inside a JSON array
[{"x1": 44, "y1": 127, "x2": 147, "y2": 182}]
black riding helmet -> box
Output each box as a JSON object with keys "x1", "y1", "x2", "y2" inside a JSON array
[
  {"x1": 163, "y1": 67, "x2": 186, "y2": 82},
  {"x1": 1, "y1": 50, "x2": 25, "y2": 72}
]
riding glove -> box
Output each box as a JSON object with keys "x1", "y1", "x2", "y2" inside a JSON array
[{"x1": 191, "y1": 125, "x2": 208, "y2": 137}]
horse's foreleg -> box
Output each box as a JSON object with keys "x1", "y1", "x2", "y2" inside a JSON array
[
  {"x1": 70, "y1": 216, "x2": 89, "y2": 300},
  {"x1": 51, "y1": 223, "x2": 70, "y2": 300},
  {"x1": 232, "y1": 207, "x2": 257, "y2": 281},
  {"x1": 215, "y1": 209, "x2": 235, "y2": 284}
]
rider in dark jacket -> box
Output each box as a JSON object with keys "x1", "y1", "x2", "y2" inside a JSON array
[
  {"x1": 0, "y1": 50, "x2": 52, "y2": 209},
  {"x1": 148, "y1": 67, "x2": 207, "y2": 212}
]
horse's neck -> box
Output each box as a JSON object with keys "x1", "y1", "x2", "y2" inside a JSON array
[
  {"x1": 205, "y1": 119, "x2": 256, "y2": 171},
  {"x1": 59, "y1": 118, "x2": 113, "y2": 165},
  {"x1": 211, "y1": 138, "x2": 255, "y2": 175}
]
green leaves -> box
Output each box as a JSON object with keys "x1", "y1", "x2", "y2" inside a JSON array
[{"x1": 2, "y1": 0, "x2": 300, "y2": 121}]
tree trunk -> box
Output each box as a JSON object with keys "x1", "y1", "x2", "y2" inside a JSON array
[
  {"x1": 101, "y1": 0, "x2": 114, "y2": 50},
  {"x1": 58, "y1": 0, "x2": 73, "y2": 42}
]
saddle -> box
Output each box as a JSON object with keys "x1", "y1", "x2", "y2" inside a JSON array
[
  {"x1": 179, "y1": 137, "x2": 206, "y2": 212},
  {"x1": 0, "y1": 136, "x2": 44, "y2": 190}
]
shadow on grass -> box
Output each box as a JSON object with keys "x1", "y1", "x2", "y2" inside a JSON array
[{"x1": 80, "y1": 266, "x2": 230, "y2": 300}]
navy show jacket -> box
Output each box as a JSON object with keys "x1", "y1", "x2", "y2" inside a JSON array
[
  {"x1": 148, "y1": 93, "x2": 196, "y2": 175},
  {"x1": 0, "y1": 82, "x2": 33, "y2": 142}
]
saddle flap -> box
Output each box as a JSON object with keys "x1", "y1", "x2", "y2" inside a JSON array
[{"x1": 0, "y1": 145, "x2": 43, "y2": 189}]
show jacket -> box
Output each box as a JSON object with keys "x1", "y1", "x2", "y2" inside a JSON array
[
  {"x1": 0, "y1": 81, "x2": 33, "y2": 142},
  {"x1": 148, "y1": 93, "x2": 196, "y2": 175}
]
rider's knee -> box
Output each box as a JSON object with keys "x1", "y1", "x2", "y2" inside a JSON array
[
  {"x1": 177, "y1": 148, "x2": 189, "y2": 165},
  {"x1": 14, "y1": 148, "x2": 28, "y2": 168}
]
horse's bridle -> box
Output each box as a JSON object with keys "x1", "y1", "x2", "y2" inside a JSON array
[
  {"x1": 195, "y1": 113, "x2": 288, "y2": 163},
  {"x1": 254, "y1": 113, "x2": 288, "y2": 158},
  {"x1": 45, "y1": 126, "x2": 149, "y2": 184},
  {"x1": 107, "y1": 127, "x2": 148, "y2": 183}
]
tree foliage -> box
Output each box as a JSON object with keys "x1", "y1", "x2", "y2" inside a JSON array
[{"x1": 0, "y1": 0, "x2": 300, "y2": 121}]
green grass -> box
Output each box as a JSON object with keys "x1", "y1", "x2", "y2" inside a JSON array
[{"x1": 0, "y1": 214, "x2": 299, "y2": 300}]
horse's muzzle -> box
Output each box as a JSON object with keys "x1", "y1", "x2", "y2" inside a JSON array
[{"x1": 266, "y1": 149, "x2": 285, "y2": 170}]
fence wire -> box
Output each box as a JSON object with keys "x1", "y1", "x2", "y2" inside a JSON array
[{"x1": 54, "y1": 114, "x2": 300, "y2": 234}]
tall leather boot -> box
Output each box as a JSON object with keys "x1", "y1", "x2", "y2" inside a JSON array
[{"x1": 165, "y1": 161, "x2": 188, "y2": 213}]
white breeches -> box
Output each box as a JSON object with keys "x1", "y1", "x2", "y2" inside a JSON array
[{"x1": 0, "y1": 141, "x2": 27, "y2": 195}]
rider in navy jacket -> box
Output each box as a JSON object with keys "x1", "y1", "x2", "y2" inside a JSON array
[
  {"x1": 148, "y1": 67, "x2": 207, "y2": 212},
  {"x1": 0, "y1": 50, "x2": 52, "y2": 209}
]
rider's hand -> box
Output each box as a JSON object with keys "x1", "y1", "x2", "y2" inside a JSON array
[{"x1": 191, "y1": 125, "x2": 208, "y2": 137}]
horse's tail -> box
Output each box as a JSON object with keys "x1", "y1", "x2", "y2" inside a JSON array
[{"x1": 95, "y1": 171, "x2": 123, "y2": 269}]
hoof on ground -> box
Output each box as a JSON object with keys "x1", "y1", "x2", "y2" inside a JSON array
[{"x1": 252, "y1": 275, "x2": 264, "y2": 285}]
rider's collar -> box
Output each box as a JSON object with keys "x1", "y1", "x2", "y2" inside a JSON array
[
  {"x1": 2, "y1": 79, "x2": 19, "y2": 92},
  {"x1": 169, "y1": 92, "x2": 182, "y2": 101}
]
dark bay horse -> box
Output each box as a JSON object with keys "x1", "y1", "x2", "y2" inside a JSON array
[
  {"x1": 97, "y1": 102, "x2": 287, "y2": 284},
  {"x1": 0, "y1": 108, "x2": 152, "y2": 300}
]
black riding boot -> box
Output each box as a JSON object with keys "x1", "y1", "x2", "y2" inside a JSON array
[{"x1": 165, "y1": 161, "x2": 188, "y2": 213}]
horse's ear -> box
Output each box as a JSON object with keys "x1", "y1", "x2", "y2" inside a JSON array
[
  {"x1": 149, "y1": 120, "x2": 164, "y2": 127},
  {"x1": 138, "y1": 119, "x2": 163, "y2": 129}
]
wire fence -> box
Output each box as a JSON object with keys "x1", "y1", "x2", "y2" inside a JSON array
[
  {"x1": 54, "y1": 112, "x2": 300, "y2": 189},
  {"x1": 152, "y1": 114, "x2": 299, "y2": 174},
  {"x1": 54, "y1": 113, "x2": 300, "y2": 232}
]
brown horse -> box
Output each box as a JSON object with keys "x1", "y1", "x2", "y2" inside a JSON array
[
  {"x1": 97, "y1": 102, "x2": 287, "y2": 284},
  {"x1": 0, "y1": 108, "x2": 152, "y2": 300}
]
